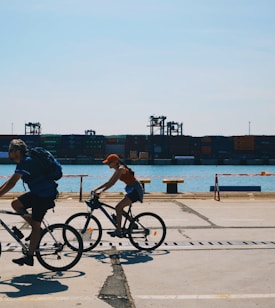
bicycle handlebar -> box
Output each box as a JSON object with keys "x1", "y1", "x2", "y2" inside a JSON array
[
  {"x1": 90, "y1": 191, "x2": 100, "y2": 199},
  {"x1": 85, "y1": 194, "x2": 100, "y2": 208}
]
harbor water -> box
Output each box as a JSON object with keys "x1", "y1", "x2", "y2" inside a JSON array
[{"x1": 1, "y1": 164, "x2": 275, "y2": 193}]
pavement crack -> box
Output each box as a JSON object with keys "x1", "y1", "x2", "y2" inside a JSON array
[
  {"x1": 98, "y1": 247, "x2": 136, "y2": 308},
  {"x1": 178, "y1": 229, "x2": 192, "y2": 239},
  {"x1": 174, "y1": 200, "x2": 218, "y2": 227}
]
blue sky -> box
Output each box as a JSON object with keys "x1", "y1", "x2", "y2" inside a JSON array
[{"x1": 1, "y1": 0, "x2": 275, "y2": 137}]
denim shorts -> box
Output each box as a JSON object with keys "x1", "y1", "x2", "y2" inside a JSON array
[
  {"x1": 126, "y1": 189, "x2": 141, "y2": 203},
  {"x1": 125, "y1": 181, "x2": 144, "y2": 203}
]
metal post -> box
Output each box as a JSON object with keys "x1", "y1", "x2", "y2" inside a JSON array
[
  {"x1": 79, "y1": 176, "x2": 83, "y2": 202},
  {"x1": 214, "y1": 174, "x2": 220, "y2": 201}
]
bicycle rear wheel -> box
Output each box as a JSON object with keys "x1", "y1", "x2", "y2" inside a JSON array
[
  {"x1": 36, "y1": 223, "x2": 83, "y2": 271},
  {"x1": 128, "y1": 212, "x2": 166, "y2": 251},
  {"x1": 65, "y1": 213, "x2": 102, "y2": 252}
]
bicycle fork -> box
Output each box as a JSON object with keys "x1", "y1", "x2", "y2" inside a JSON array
[{"x1": 82, "y1": 214, "x2": 94, "y2": 234}]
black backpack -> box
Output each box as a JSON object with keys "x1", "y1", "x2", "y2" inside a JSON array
[{"x1": 29, "y1": 147, "x2": 63, "y2": 181}]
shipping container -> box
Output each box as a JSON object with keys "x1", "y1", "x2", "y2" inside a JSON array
[
  {"x1": 201, "y1": 137, "x2": 212, "y2": 143},
  {"x1": 0, "y1": 133, "x2": 274, "y2": 164},
  {"x1": 129, "y1": 151, "x2": 138, "y2": 160},
  {"x1": 139, "y1": 152, "x2": 149, "y2": 159},
  {"x1": 148, "y1": 135, "x2": 170, "y2": 158},
  {"x1": 234, "y1": 136, "x2": 255, "y2": 151},
  {"x1": 201, "y1": 145, "x2": 212, "y2": 155},
  {"x1": 125, "y1": 135, "x2": 148, "y2": 159},
  {"x1": 254, "y1": 135, "x2": 275, "y2": 159},
  {"x1": 105, "y1": 144, "x2": 125, "y2": 158},
  {"x1": 210, "y1": 136, "x2": 233, "y2": 159},
  {"x1": 105, "y1": 135, "x2": 126, "y2": 144},
  {"x1": 168, "y1": 135, "x2": 193, "y2": 156}
]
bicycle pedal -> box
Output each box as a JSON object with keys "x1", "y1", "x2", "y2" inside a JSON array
[
  {"x1": 131, "y1": 223, "x2": 139, "y2": 230},
  {"x1": 108, "y1": 230, "x2": 124, "y2": 238}
]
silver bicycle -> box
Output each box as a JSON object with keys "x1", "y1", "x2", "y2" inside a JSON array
[{"x1": 0, "y1": 210, "x2": 83, "y2": 271}]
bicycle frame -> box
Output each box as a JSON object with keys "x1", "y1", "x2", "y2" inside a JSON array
[
  {"x1": 85, "y1": 196, "x2": 133, "y2": 232},
  {"x1": 0, "y1": 209, "x2": 84, "y2": 271},
  {"x1": 66, "y1": 192, "x2": 167, "y2": 251},
  {"x1": 0, "y1": 210, "x2": 29, "y2": 254},
  {"x1": 0, "y1": 210, "x2": 57, "y2": 253}
]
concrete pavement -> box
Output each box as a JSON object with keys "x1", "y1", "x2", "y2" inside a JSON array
[{"x1": 0, "y1": 193, "x2": 275, "y2": 307}]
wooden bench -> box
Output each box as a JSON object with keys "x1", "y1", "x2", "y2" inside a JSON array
[
  {"x1": 211, "y1": 185, "x2": 261, "y2": 201},
  {"x1": 162, "y1": 179, "x2": 184, "y2": 194},
  {"x1": 210, "y1": 185, "x2": 261, "y2": 192},
  {"x1": 139, "y1": 179, "x2": 151, "y2": 193}
]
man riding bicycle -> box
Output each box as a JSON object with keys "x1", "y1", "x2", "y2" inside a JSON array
[{"x1": 0, "y1": 139, "x2": 58, "y2": 266}]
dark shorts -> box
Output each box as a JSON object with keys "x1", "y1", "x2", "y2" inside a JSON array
[
  {"x1": 18, "y1": 192, "x2": 56, "y2": 222},
  {"x1": 126, "y1": 189, "x2": 142, "y2": 203},
  {"x1": 125, "y1": 181, "x2": 144, "y2": 203}
]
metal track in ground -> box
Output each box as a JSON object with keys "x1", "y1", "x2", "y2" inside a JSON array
[
  {"x1": 97, "y1": 240, "x2": 275, "y2": 248},
  {"x1": 2, "y1": 240, "x2": 275, "y2": 252}
]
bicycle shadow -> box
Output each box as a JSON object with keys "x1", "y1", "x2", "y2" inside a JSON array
[
  {"x1": 0, "y1": 271, "x2": 84, "y2": 298},
  {"x1": 86, "y1": 249, "x2": 170, "y2": 265}
]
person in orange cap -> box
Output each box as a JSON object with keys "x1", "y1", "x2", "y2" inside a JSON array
[{"x1": 92, "y1": 154, "x2": 144, "y2": 237}]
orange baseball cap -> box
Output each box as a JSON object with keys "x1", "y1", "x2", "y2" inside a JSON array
[{"x1": 102, "y1": 154, "x2": 120, "y2": 164}]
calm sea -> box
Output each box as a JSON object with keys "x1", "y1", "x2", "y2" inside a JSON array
[{"x1": 1, "y1": 164, "x2": 275, "y2": 193}]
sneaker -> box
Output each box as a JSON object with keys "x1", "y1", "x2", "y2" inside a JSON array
[
  {"x1": 107, "y1": 229, "x2": 124, "y2": 238},
  {"x1": 12, "y1": 255, "x2": 34, "y2": 267}
]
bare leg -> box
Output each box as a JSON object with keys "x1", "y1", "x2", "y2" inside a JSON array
[
  {"x1": 11, "y1": 198, "x2": 32, "y2": 225},
  {"x1": 11, "y1": 198, "x2": 40, "y2": 256},
  {"x1": 28, "y1": 220, "x2": 41, "y2": 256},
  {"x1": 115, "y1": 196, "x2": 132, "y2": 232}
]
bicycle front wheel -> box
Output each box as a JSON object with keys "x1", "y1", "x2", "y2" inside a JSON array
[
  {"x1": 36, "y1": 223, "x2": 83, "y2": 271},
  {"x1": 128, "y1": 212, "x2": 166, "y2": 251},
  {"x1": 65, "y1": 213, "x2": 102, "y2": 252}
]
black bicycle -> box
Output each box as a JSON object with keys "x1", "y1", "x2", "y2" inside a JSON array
[
  {"x1": 0, "y1": 210, "x2": 83, "y2": 271},
  {"x1": 65, "y1": 192, "x2": 166, "y2": 251}
]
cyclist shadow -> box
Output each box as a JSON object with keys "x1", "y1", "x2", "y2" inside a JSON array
[
  {"x1": 89, "y1": 249, "x2": 170, "y2": 265},
  {"x1": 0, "y1": 271, "x2": 84, "y2": 298}
]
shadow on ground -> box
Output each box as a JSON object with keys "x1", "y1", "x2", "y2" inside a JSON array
[{"x1": 0, "y1": 271, "x2": 85, "y2": 298}]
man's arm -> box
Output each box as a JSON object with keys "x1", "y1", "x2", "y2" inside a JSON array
[{"x1": 0, "y1": 173, "x2": 22, "y2": 197}]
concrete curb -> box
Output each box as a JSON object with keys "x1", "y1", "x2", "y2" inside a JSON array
[{"x1": 1, "y1": 191, "x2": 275, "y2": 200}]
